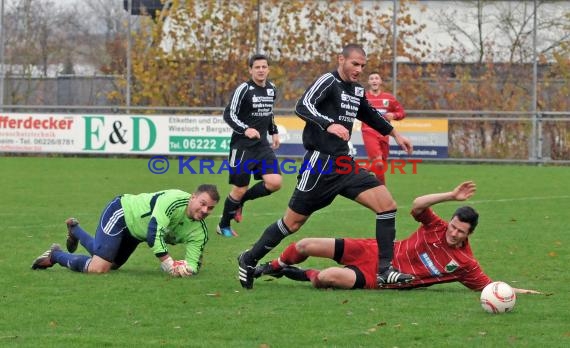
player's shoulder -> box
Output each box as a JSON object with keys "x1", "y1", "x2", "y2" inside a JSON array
[
  {"x1": 161, "y1": 189, "x2": 191, "y2": 200},
  {"x1": 314, "y1": 71, "x2": 336, "y2": 84},
  {"x1": 380, "y1": 91, "x2": 397, "y2": 99},
  {"x1": 234, "y1": 81, "x2": 250, "y2": 93}
]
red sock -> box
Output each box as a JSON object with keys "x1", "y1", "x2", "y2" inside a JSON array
[
  {"x1": 306, "y1": 269, "x2": 325, "y2": 288},
  {"x1": 270, "y1": 259, "x2": 281, "y2": 270},
  {"x1": 306, "y1": 269, "x2": 319, "y2": 281},
  {"x1": 280, "y1": 242, "x2": 308, "y2": 265}
]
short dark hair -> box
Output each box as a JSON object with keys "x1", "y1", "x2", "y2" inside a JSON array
[
  {"x1": 248, "y1": 53, "x2": 269, "y2": 68},
  {"x1": 342, "y1": 43, "x2": 366, "y2": 58},
  {"x1": 453, "y1": 206, "x2": 479, "y2": 233},
  {"x1": 195, "y1": 184, "x2": 220, "y2": 202}
]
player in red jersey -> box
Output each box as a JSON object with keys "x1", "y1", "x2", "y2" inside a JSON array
[
  {"x1": 362, "y1": 72, "x2": 406, "y2": 185},
  {"x1": 255, "y1": 181, "x2": 541, "y2": 294}
]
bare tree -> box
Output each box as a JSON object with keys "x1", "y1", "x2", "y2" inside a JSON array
[
  {"x1": 4, "y1": 0, "x2": 80, "y2": 76},
  {"x1": 433, "y1": 0, "x2": 569, "y2": 64},
  {"x1": 74, "y1": 0, "x2": 132, "y2": 74}
]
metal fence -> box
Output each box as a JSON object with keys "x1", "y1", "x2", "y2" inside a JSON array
[
  {"x1": 0, "y1": 1, "x2": 568, "y2": 163},
  {"x1": 2, "y1": 104, "x2": 568, "y2": 164}
]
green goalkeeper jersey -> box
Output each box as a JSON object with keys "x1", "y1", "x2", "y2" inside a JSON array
[{"x1": 120, "y1": 189, "x2": 208, "y2": 273}]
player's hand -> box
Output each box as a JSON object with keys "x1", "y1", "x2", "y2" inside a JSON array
[
  {"x1": 384, "y1": 112, "x2": 395, "y2": 121},
  {"x1": 394, "y1": 134, "x2": 413, "y2": 154},
  {"x1": 245, "y1": 128, "x2": 261, "y2": 139},
  {"x1": 452, "y1": 181, "x2": 476, "y2": 201},
  {"x1": 172, "y1": 260, "x2": 193, "y2": 277},
  {"x1": 327, "y1": 123, "x2": 350, "y2": 141},
  {"x1": 271, "y1": 134, "x2": 280, "y2": 150},
  {"x1": 372, "y1": 155, "x2": 384, "y2": 171}
]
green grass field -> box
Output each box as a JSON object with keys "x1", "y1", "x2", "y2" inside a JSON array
[{"x1": 1, "y1": 156, "x2": 568, "y2": 347}]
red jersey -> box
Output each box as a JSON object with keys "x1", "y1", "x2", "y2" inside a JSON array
[
  {"x1": 362, "y1": 91, "x2": 406, "y2": 142},
  {"x1": 391, "y1": 208, "x2": 491, "y2": 290},
  {"x1": 341, "y1": 208, "x2": 491, "y2": 290}
]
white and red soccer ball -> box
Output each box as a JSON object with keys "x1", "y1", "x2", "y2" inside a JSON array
[{"x1": 480, "y1": 281, "x2": 517, "y2": 314}]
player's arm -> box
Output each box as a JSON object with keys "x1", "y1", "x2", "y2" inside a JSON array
[
  {"x1": 182, "y1": 232, "x2": 208, "y2": 275},
  {"x1": 463, "y1": 274, "x2": 543, "y2": 294},
  {"x1": 357, "y1": 98, "x2": 394, "y2": 135},
  {"x1": 412, "y1": 181, "x2": 476, "y2": 216},
  {"x1": 459, "y1": 263, "x2": 493, "y2": 291},
  {"x1": 146, "y1": 194, "x2": 187, "y2": 276},
  {"x1": 357, "y1": 102, "x2": 412, "y2": 154},
  {"x1": 223, "y1": 82, "x2": 249, "y2": 134},
  {"x1": 147, "y1": 217, "x2": 176, "y2": 274},
  {"x1": 514, "y1": 288, "x2": 543, "y2": 294},
  {"x1": 388, "y1": 98, "x2": 406, "y2": 121},
  {"x1": 513, "y1": 288, "x2": 543, "y2": 294},
  {"x1": 268, "y1": 88, "x2": 280, "y2": 149},
  {"x1": 294, "y1": 74, "x2": 335, "y2": 130}
]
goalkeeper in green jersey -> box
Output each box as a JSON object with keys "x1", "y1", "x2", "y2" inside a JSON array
[{"x1": 31, "y1": 184, "x2": 220, "y2": 277}]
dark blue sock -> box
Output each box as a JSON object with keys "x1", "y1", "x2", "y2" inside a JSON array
[
  {"x1": 71, "y1": 225, "x2": 94, "y2": 254},
  {"x1": 52, "y1": 250, "x2": 91, "y2": 272}
]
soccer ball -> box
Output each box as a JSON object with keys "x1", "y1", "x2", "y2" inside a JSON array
[{"x1": 480, "y1": 281, "x2": 517, "y2": 314}]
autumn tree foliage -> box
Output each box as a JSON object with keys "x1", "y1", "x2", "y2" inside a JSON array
[
  {"x1": 108, "y1": 0, "x2": 429, "y2": 108},
  {"x1": 105, "y1": 0, "x2": 568, "y2": 159}
]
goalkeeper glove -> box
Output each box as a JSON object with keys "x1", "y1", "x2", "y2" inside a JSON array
[
  {"x1": 172, "y1": 260, "x2": 193, "y2": 277},
  {"x1": 160, "y1": 256, "x2": 175, "y2": 274}
]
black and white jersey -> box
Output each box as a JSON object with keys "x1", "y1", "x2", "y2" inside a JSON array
[
  {"x1": 223, "y1": 80, "x2": 278, "y2": 149},
  {"x1": 295, "y1": 70, "x2": 393, "y2": 156}
]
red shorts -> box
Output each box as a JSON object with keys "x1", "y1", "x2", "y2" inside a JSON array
[
  {"x1": 339, "y1": 238, "x2": 378, "y2": 289},
  {"x1": 362, "y1": 129, "x2": 389, "y2": 160}
]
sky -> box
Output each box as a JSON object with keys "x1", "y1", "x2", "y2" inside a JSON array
[{"x1": 6, "y1": 0, "x2": 568, "y2": 63}]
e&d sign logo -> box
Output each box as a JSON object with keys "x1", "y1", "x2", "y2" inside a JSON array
[{"x1": 83, "y1": 116, "x2": 157, "y2": 152}]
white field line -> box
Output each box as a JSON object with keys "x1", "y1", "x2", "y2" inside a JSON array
[{"x1": 8, "y1": 195, "x2": 570, "y2": 230}]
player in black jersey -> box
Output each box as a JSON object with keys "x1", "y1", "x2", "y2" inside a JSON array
[
  {"x1": 217, "y1": 54, "x2": 282, "y2": 238},
  {"x1": 238, "y1": 44, "x2": 414, "y2": 289}
]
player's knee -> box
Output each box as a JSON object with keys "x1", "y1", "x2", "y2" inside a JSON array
[
  {"x1": 87, "y1": 257, "x2": 112, "y2": 274},
  {"x1": 384, "y1": 199, "x2": 397, "y2": 211},
  {"x1": 230, "y1": 186, "x2": 248, "y2": 199},
  {"x1": 376, "y1": 187, "x2": 397, "y2": 211},
  {"x1": 312, "y1": 272, "x2": 332, "y2": 289},
  {"x1": 295, "y1": 238, "x2": 312, "y2": 254},
  {"x1": 316, "y1": 270, "x2": 343, "y2": 288},
  {"x1": 264, "y1": 176, "x2": 282, "y2": 192},
  {"x1": 88, "y1": 264, "x2": 111, "y2": 274},
  {"x1": 283, "y1": 219, "x2": 302, "y2": 233}
]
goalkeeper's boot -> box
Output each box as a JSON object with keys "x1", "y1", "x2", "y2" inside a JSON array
[
  {"x1": 65, "y1": 217, "x2": 80, "y2": 253},
  {"x1": 376, "y1": 266, "x2": 414, "y2": 287},
  {"x1": 216, "y1": 225, "x2": 238, "y2": 238},
  {"x1": 31, "y1": 244, "x2": 61, "y2": 270},
  {"x1": 237, "y1": 251, "x2": 256, "y2": 289}
]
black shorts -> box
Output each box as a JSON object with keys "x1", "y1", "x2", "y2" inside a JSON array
[
  {"x1": 227, "y1": 145, "x2": 281, "y2": 187},
  {"x1": 288, "y1": 150, "x2": 380, "y2": 216}
]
